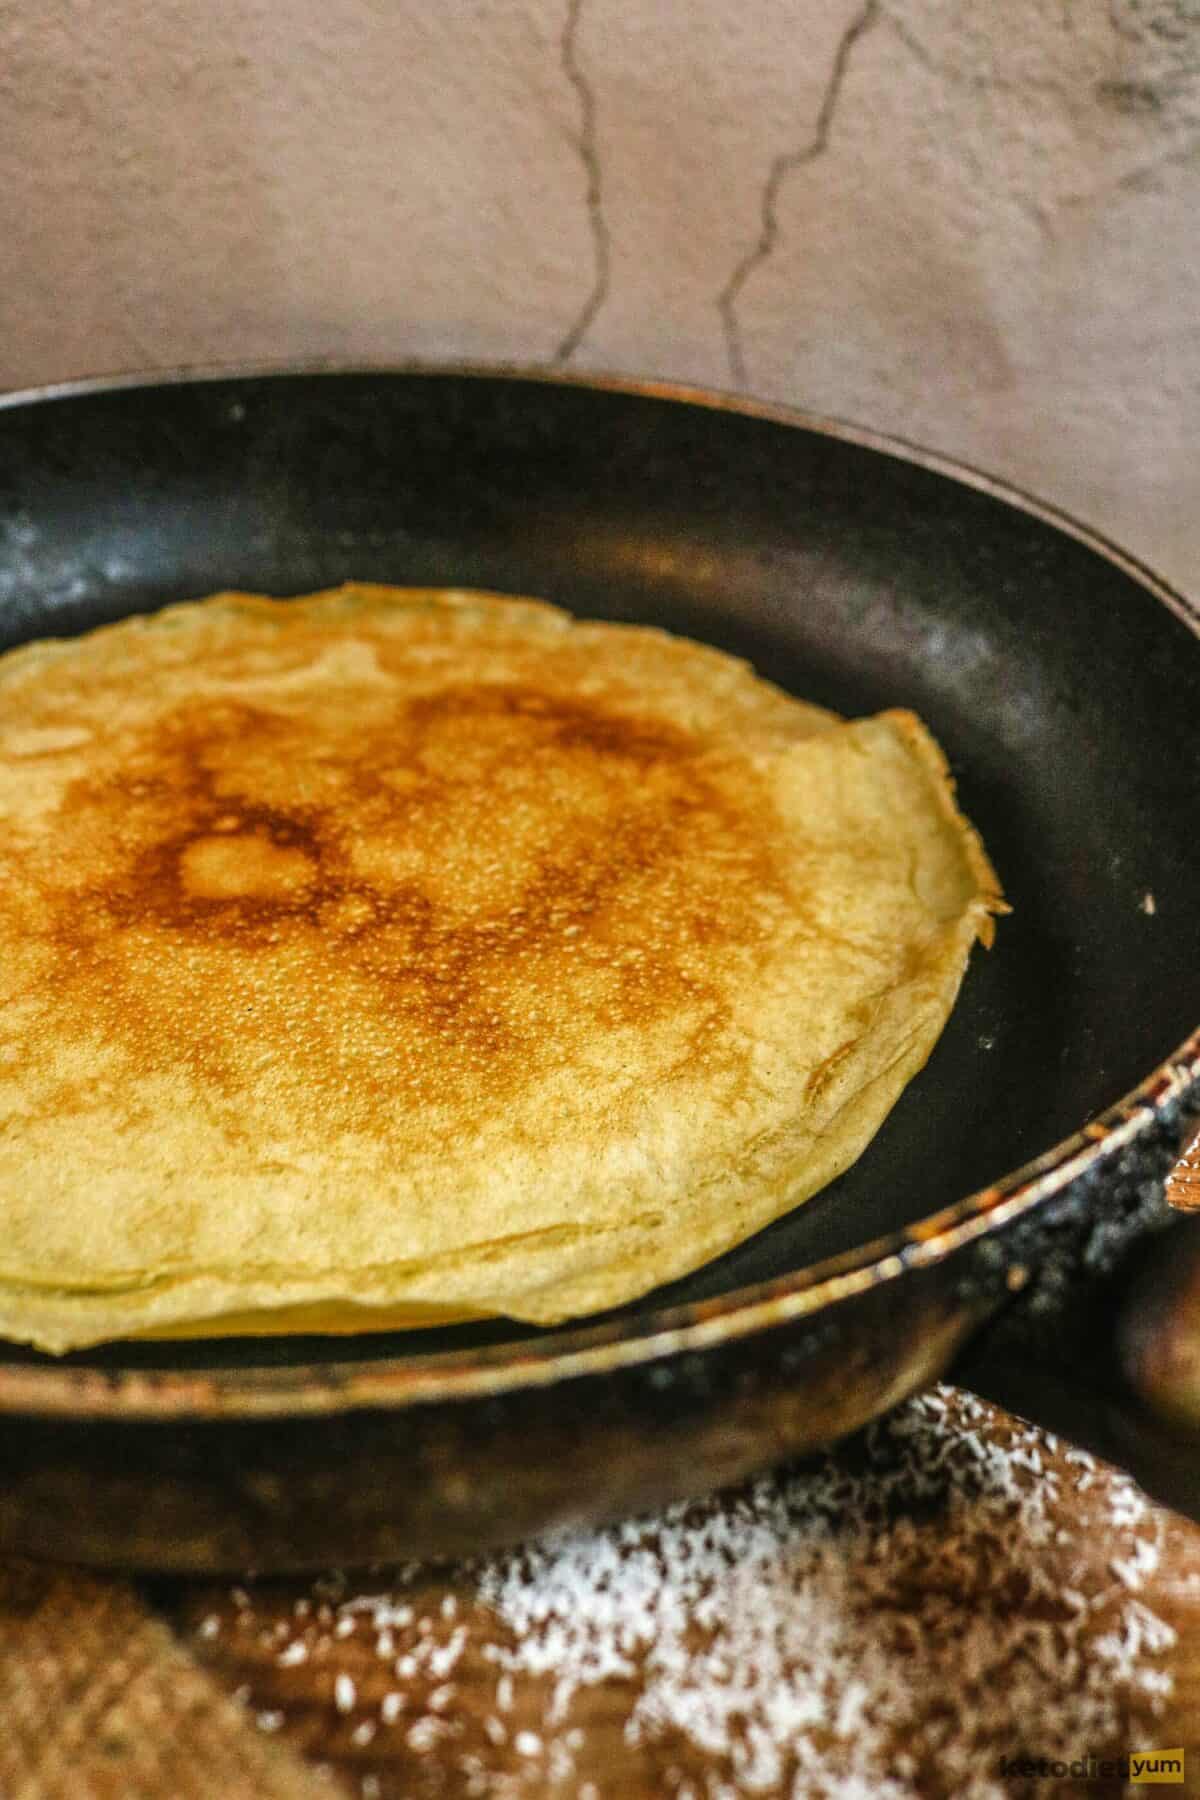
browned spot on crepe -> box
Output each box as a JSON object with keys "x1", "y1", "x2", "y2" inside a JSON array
[{"x1": 19, "y1": 681, "x2": 788, "y2": 1136}]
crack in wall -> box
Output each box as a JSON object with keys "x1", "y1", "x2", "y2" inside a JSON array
[
  {"x1": 1111, "y1": 0, "x2": 1200, "y2": 44},
  {"x1": 890, "y1": 5, "x2": 1200, "y2": 212},
  {"x1": 717, "y1": 0, "x2": 881, "y2": 390},
  {"x1": 1061, "y1": 131, "x2": 1200, "y2": 202},
  {"x1": 553, "y1": 0, "x2": 610, "y2": 365},
  {"x1": 885, "y1": 5, "x2": 1200, "y2": 235},
  {"x1": 883, "y1": 12, "x2": 1072, "y2": 97}
]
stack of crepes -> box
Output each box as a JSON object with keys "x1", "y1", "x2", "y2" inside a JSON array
[{"x1": 0, "y1": 585, "x2": 1002, "y2": 1352}]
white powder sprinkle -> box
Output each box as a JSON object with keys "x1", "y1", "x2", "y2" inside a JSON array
[
  {"x1": 407, "y1": 1716, "x2": 447, "y2": 1753},
  {"x1": 1110, "y1": 1539, "x2": 1161, "y2": 1591},
  {"x1": 342, "y1": 1597, "x2": 414, "y2": 1629},
  {"x1": 198, "y1": 1615, "x2": 220, "y2": 1640},
  {"x1": 255, "y1": 1710, "x2": 284, "y2": 1733},
  {"x1": 429, "y1": 1626, "x2": 467, "y2": 1679},
  {"x1": 470, "y1": 1387, "x2": 1176, "y2": 1797},
  {"x1": 217, "y1": 1387, "x2": 1181, "y2": 1797}
]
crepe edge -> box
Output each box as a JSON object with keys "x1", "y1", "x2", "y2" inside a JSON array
[{"x1": 874, "y1": 708, "x2": 1007, "y2": 948}]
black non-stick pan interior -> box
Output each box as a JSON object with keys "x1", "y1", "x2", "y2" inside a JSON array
[{"x1": 1, "y1": 369, "x2": 1197, "y2": 1373}]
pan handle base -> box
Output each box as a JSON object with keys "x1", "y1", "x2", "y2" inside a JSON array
[{"x1": 955, "y1": 1213, "x2": 1200, "y2": 1522}]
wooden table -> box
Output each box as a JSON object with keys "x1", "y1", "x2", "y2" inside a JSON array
[{"x1": 2, "y1": 1144, "x2": 1199, "y2": 1800}]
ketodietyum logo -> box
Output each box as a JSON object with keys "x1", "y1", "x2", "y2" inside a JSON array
[{"x1": 997, "y1": 1748, "x2": 1184, "y2": 1784}]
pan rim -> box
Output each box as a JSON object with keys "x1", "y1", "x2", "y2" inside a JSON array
[{"x1": 0, "y1": 358, "x2": 1196, "y2": 1422}]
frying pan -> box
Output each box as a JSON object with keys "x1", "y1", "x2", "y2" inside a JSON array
[{"x1": 0, "y1": 366, "x2": 1197, "y2": 1572}]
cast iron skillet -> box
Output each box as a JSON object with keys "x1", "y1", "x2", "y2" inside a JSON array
[{"x1": 0, "y1": 367, "x2": 1197, "y2": 1571}]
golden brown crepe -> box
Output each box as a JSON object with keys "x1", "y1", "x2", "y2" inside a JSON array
[{"x1": 0, "y1": 585, "x2": 1002, "y2": 1352}]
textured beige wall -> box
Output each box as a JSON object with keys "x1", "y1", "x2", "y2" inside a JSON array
[{"x1": 1, "y1": 0, "x2": 1197, "y2": 588}]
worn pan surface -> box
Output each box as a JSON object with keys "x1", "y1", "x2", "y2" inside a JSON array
[{"x1": 0, "y1": 367, "x2": 1197, "y2": 1569}]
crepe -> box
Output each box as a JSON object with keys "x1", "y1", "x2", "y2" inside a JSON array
[{"x1": 0, "y1": 584, "x2": 1002, "y2": 1352}]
